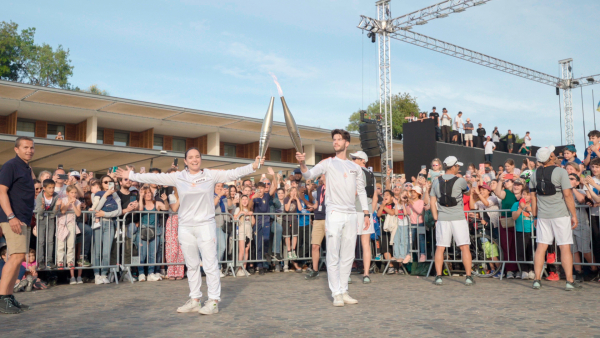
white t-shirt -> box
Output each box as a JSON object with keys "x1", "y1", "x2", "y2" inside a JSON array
[
  {"x1": 475, "y1": 196, "x2": 501, "y2": 228},
  {"x1": 440, "y1": 114, "x2": 452, "y2": 127},
  {"x1": 524, "y1": 135, "x2": 532, "y2": 147},
  {"x1": 484, "y1": 141, "x2": 495, "y2": 154},
  {"x1": 492, "y1": 132, "x2": 500, "y2": 142},
  {"x1": 455, "y1": 115, "x2": 463, "y2": 131},
  {"x1": 44, "y1": 196, "x2": 53, "y2": 209}
]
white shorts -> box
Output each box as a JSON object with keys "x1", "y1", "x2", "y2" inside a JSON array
[
  {"x1": 356, "y1": 212, "x2": 375, "y2": 235},
  {"x1": 464, "y1": 134, "x2": 473, "y2": 141},
  {"x1": 436, "y1": 219, "x2": 470, "y2": 247},
  {"x1": 536, "y1": 217, "x2": 573, "y2": 246}
]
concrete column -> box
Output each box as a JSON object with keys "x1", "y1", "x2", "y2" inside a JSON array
[
  {"x1": 304, "y1": 144, "x2": 316, "y2": 165},
  {"x1": 86, "y1": 116, "x2": 98, "y2": 143},
  {"x1": 207, "y1": 132, "x2": 220, "y2": 156}
]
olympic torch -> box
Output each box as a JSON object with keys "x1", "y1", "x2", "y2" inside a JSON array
[
  {"x1": 257, "y1": 97, "x2": 274, "y2": 169},
  {"x1": 281, "y1": 96, "x2": 304, "y2": 163}
]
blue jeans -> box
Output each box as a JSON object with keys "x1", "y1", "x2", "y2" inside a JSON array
[
  {"x1": 271, "y1": 221, "x2": 282, "y2": 254},
  {"x1": 256, "y1": 222, "x2": 271, "y2": 268},
  {"x1": 411, "y1": 223, "x2": 426, "y2": 255},
  {"x1": 393, "y1": 226, "x2": 409, "y2": 258},
  {"x1": 76, "y1": 222, "x2": 93, "y2": 260},
  {"x1": 139, "y1": 235, "x2": 157, "y2": 275},
  {"x1": 216, "y1": 226, "x2": 227, "y2": 263},
  {"x1": 93, "y1": 219, "x2": 115, "y2": 276}
]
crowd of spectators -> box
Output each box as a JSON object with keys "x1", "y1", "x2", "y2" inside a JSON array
[{"x1": 2, "y1": 131, "x2": 600, "y2": 295}]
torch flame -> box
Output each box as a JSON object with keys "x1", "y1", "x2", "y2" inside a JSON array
[{"x1": 269, "y1": 72, "x2": 283, "y2": 97}]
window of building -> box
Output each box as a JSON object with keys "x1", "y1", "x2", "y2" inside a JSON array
[
  {"x1": 153, "y1": 135, "x2": 163, "y2": 150},
  {"x1": 270, "y1": 148, "x2": 282, "y2": 162},
  {"x1": 16, "y1": 120, "x2": 35, "y2": 137},
  {"x1": 172, "y1": 138, "x2": 186, "y2": 152},
  {"x1": 97, "y1": 129, "x2": 104, "y2": 144},
  {"x1": 223, "y1": 144, "x2": 236, "y2": 157},
  {"x1": 315, "y1": 153, "x2": 323, "y2": 163},
  {"x1": 114, "y1": 131, "x2": 129, "y2": 147},
  {"x1": 47, "y1": 124, "x2": 65, "y2": 140}
]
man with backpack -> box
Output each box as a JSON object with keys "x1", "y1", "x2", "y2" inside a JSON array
[
  {"x1": 429, "y1": 156, "x2": 474, "y2": 286},
  {"x1": 350, "y1": 151, "x2": 378, "y2": 284},
  {"x1": 530, "y1": 146, "x2": 581, "y2": 291}
]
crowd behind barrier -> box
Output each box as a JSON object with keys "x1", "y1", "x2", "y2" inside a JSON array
[{"x1": 4, "y1": 133, "x2": 600, "y2": 293}]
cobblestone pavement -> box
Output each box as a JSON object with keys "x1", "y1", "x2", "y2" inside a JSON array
[{"x1": 3, "y1": 271, "x2": 600, "y2": 337}]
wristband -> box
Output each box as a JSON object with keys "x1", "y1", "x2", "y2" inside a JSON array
[
  {"x1": 7, "y1": 214, "x2": 16, "y2": 220},
  {"x1": 364, "y1": 214, "x2": 371, "y2": 218}
]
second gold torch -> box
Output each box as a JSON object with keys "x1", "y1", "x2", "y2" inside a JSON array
[{"x1": 281, "y1": 96, "x2": 303, "y2": 163}]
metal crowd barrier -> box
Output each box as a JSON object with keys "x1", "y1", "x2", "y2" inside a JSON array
[{"x1": 34, "y1": 210, "x2": 121, "y2": 283}]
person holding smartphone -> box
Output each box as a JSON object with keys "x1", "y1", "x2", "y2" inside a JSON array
[
  {"x1": 116, "y1": 148, "x2": 264, "y2": 315},
  {"x1": 117, "y1": 174, "x2": 139, "y2": 283}
]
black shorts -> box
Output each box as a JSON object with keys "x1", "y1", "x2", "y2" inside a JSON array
[
  {"x1": 283, "y1": 216, "x2": 299, "y2": 237},
  {"x1": 379, "y1": 230, "x2": 394, "y2": 255}
]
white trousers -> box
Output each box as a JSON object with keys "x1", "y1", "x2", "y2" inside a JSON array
[
  {"x1": 178, "y1": 224, "x2": 221, "y2": 301},
  {"x1": 325, "y1": 211, "x2": 357, "y2": 297}
]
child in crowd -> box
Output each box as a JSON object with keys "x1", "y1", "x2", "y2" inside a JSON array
[
  {"x1": 33, "y1": 179, "x2": 60, "y2": 270},
  {"x1": 393, "y1": 188, "x2": 411, "y2": 267},
  {"x1": 235, "y1": 195, "x2": 254, "y2": 276},
  {"x1": 56, "y1": 185, "x2": 82, "y2": 269},
  {"x1": 561, "y1": 145, "x2": 581, "y2": 167},
  {"x1": 0, "y1": 246, "x2": 28, "y2": 293},
  {"x1": 20, "y1": 248, "x2": 49, "y2": 291},
  {"x1": 573, "y1": 174, "x2": 600, "y2": 281}
]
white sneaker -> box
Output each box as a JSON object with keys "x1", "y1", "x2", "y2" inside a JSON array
[
  {"x1": 506, "y1": 271, "x2": 515, "y2": 279},
  {"x1": 236, "y1": 269, "x2": 246, "y2": 277},
  {"x1": 139, "y1": 274, "x2": 146, "y2": 282},
  {"x1": 220, "y1": 270, "x2": 226, "y2": 278},
  {"x1": 102, "y1": 276, "x2": 111, "y2": 284},
  {"x1": 176, "y1": 298, "x2": 200, "y2": 313},
  {"x1": 95, "y1": 275, "x2": 104, "y2": 285},
  {"x1": 148, "y1": 273, "x2": 161, "y2": 282},
  {"x1": 333, "y1": 294, "x2": 344, "y2": 307},
  {"x1": 342, "y1": 292, "x2": 358, "y2": 305},
  {"x1": 198, "y1": 299, "x2": 219, "y2": 315},
  {"x1": 521, "y1": 271, "x2": 528, "y2": 280},
  {"x1": 528, "y1": 271, "x2": 535, "y2": 280}
]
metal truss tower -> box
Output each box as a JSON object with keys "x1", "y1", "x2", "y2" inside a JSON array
[
  {"x1": 376, "y1": 0, "x2": 393, "y2": 189},
  {"x1": 559, "y1": 59, "x2": 574, "y2": 145}
]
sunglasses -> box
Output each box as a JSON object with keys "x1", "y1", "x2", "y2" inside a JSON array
[
  {"x1": 102, "y1": 181, "x2": 111, "y2": 184},
  {"x1": 432, "y1": 164, "x2": 440, "y2": 167}
]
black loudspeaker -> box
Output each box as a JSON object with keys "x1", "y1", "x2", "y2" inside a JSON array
[{"x1": 359, "y1": 123, "x2": 381, "y2": 157}]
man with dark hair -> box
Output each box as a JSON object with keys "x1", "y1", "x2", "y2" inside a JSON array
[
  {"x1": 296, "y1": 128, "x2": 369, "y2": 307},
  {"x1": 429, "y1": 107, "x2": 440, "y2": 141},
  {"x1": 584, "y1": 130, "x2": 600, "y2": 169},
  {"x1": 242, "y1": 179, "x2": 253, "y2": 188},
  {"x1": 0, "y1": 136, "x2": 35, "y2": 314},
  {"x1": 252, "y1": 168, "x2": 278, "y2": 275},
  {"x1": 530, "y1": 146, "x2": 580, "y2": 290},
  {"x1": 116, "y1": 175, "x2": 139, "y2": 282}
]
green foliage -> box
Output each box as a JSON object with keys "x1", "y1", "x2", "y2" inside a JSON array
[
  {"x1": 0, "y1": 21, "x2": 74, "y2": 89},
  {"x1": 74, "y1": 84, "x2": 109, "y2": 96},
  {"x1": 347, "y1": 92, "x2": 420, "y2": 136}
]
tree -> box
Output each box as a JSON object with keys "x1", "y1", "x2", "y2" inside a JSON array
[
  {"x1": 347, "y1": 92, "x2": 420, "y2": 136},
  {"x1": 0, "y1": 21, "x2": 35, "y2": 81},
  {"x1": 0, "y1": 21, "x2": 74, "y2": 89},
  {"x1": 77, "y1": 84, "x2": 109, "y2": 96}
]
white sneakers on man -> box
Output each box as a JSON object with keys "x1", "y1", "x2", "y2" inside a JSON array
[
  {"x1": 342, "y1": 292, "x2": 358, "y2": 304},
  {"x1": 147, "y1": 273, "x2": 161, "y2": 282},
  {"x1": 138, "y1": 274, "x2": 146, "y2": 282},
  {"x1": 333, "y1": 294, "x2": 344, "y2": 307},
  {"x1": 198, "y1": 299, "x2": 219, "y2": 315},
  {"x1": 94, "y1": 275, "x2": 104, "y2": 285},
  {"x1": 177, "y1": 299, "x2": 200, "y2": 313}
]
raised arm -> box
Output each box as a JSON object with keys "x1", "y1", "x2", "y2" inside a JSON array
[
  {"x1": 211, "y1": 159, "x2": 259, "y2": 183},
  {"x1": 126, "y1": 171, "x2": 178, "y2": 187},
  {"x1": 297, "y1": 154, "x2": 327, "y2": 181}
]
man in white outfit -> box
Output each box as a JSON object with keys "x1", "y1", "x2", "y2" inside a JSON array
[
  {"x1": 117, "y1": 148, "x2": 264, "y2": 315},
  {"x1": 296, "y1": 129, "x2": 370, "y2": 307}
]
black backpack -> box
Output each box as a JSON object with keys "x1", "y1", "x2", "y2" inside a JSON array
[
  {"x1": 438, "y1": 176, "x2": 460, "y2": 207},
  {"x1": 362, "y1": 167, "x2": 375, "y2": 198},
  {"x1": 535, "y1": 166, "x2": 557, "y2": 196}
]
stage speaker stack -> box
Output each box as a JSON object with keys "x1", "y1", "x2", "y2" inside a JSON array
[{"x1": 359, "y1": 122, "x2": 386, "y2": 157}]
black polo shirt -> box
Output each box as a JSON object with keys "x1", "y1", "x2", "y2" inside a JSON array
[{"x1": 0, "y1": 155, "x2": 35, "y2": 226}]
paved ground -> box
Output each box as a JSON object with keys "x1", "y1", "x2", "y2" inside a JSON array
[{"x1": 3, "y1": 271, "x2": 600, "y2": 337}]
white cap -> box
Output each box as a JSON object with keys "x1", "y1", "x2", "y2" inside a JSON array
[
  {"x1": 69, "y1": 171, "x2": 80, "y2": 177},
  {"x1": 536, "y1": 145, "x2": 556, "y2": 163},
  {"x1": 350, "y1": 151, "x2": 368, "y2": 162},
  {"x1": 443, "y1": 156, "x2": 463, "y2": 167}
]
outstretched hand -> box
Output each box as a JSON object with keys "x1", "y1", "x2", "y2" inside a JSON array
[{"x1": 115, "y1": 167, "x2": 132, "y2": 179}]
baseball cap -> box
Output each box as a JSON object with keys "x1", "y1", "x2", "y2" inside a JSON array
[
  {"x1": 564, "y1": 145, "x2": 576, "y2": 153},
  {"x1": 411, "y1": 186, "x2": 423, "y2": 195},
  {"x1": 479, "y1": 183, "x2": 492, "y2": 192},
  {"x1": 69, "y1": 171, "x2": 80, "y2": 177},
  {"x1": 536, "y1": 145, "x2": 556, "y2": 163},
  {"x1": 513, "y1": 178, "x2": 525, "y2": 186},
  {"x1": 349, "y1": 151, "x2": 368, "y2": 162},
  {"x1": 443, "y1": 156, "x2": 463, "y2": 167},
  {"x1": 293, "y1": 168, "x2": 302, "y2": 175}
]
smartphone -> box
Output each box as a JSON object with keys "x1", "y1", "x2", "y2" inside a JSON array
[
  {"x1": 250, "y1": 177, "x2": 255, "y2": 183},
  {"x1": 112, "y1": 166, "x2": 118, "y2": 173},
  {"x1": 81, "y1": 168, "x2": 86, "y2": 173},
  {"x1": 57, "y1": 174, "x2": 69, "y2": 180},
  {"x1": 505, "y1": 174, "x2": 514, "y2": 180},
  {"x1": 301, "y1": 182, "x2": 306, "y2": 188},
  {"x1": 58, "y1": 164, "x2": 63, "y2": 169},
  {"x1": 150, "y1": 159, "x2": 154, "y2": 168},
  {"x1": 278, "y1": 170, "x2": 283, "y2": 176},
  {"x1": 108, "y1": 167, "x2": 113, "y2": 174},
  {"x1": 140, "y1": 167, "x2": 146, "y2": 173},
  {"x1": 130, "y1": 195, "x2": 137, "y2": 202},
  {"x1": 472, "y1": 181, "x2": 478, "y2": 188},
  {"x1": 174, "y1": 158, "x2": 178, "y2": 167},
  {"x1": 108, "y1": 182, "x2": 115, "y2": 190},
  {"x1": 584, "y1": 170, "x2": 592, "y2": 177},
  {"x1": 479, "y1": 164, "x2": 485, "y2": 172},
  {"x1": 589, "y1": 141, "x2": 594, "y2": 147},
  {"x1": 368, "y1": 166, "x2": 373, "y2": 172},
  {"x1": 421, "y1": 165, "x2": 426, "y2": 170}
]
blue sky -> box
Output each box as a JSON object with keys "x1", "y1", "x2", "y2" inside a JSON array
[{"x1": 5, "y1": 0, "x2": 600, "y2": 153}]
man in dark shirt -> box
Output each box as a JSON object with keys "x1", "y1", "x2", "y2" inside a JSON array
[
  {"x1": 306, "y1": 174, "x2": 326, "y2": 280},
  {"x1": 476, "y1": 123, "x2": 486, "y2": 138},
  {"x1": 252, "y1": 173, "x2": 277, "y2": 275},
  {"x1": 116, "y1": 176, "x2": 139, "y2": 271},
  {"x1": 429, "y1": 106, "x2": 440, "y2": 141},
  {"x1": 0, "y1": 136, "x2": 35, "y2": 314}
]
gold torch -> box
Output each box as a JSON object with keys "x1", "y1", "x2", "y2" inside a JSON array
[
  {"x1": 257, "y1": 97, "x2": 274, "y2": 169},
  {"x1": 281, "y1": 97, "x2": 303, "y2": 163}
]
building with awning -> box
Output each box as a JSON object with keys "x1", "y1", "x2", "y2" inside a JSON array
[{"x1": 0, "y1": 80, "x2": 404, "y2": 180}]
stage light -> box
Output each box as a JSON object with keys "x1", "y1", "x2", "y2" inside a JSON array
[
  {"x1": 587, "y1": 77, "x2": 595, "y2": 83},
  {"x1": 400, "y1": 25, "x2": 413, "y2": 30},
  {"x1": 453, "y1": 8, "x2": 466, "y2": 13},
  {"x1": 416, "y1": 20, "x2": 427, "y2": 25},
  {"x1": 436, "y1": 14, "x2": 449, "y2": 18},
  {"x1": 473, "y1": 1, "x2": 486, "y2": 5},
  {"x1": 572, "y1": 80, "x2": 580, "y2": 86}
]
